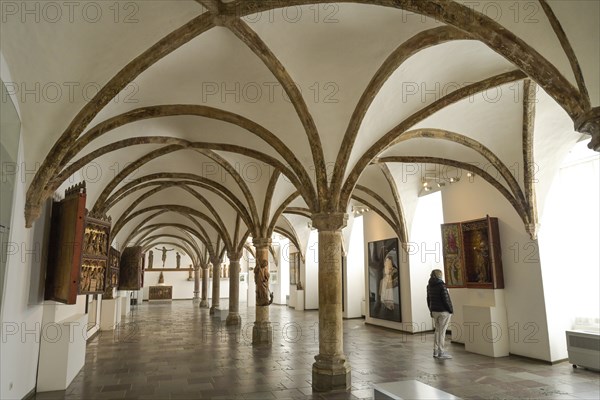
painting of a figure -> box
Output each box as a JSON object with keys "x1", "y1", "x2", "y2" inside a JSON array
[
  {"x1": 368, "y1": 238, "x2": 401, "y2": 322},
  {"x1": 441, "y1": 223, "x2": 466, "y2": 287},
  {"x1": 462, "y1": 221, "x2": 493, "y2": 284}
]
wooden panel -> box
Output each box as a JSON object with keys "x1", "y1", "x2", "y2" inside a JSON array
[
  {"x1": 79, "y1": 215, "x2": 111, "y2": 295},
  {"x1": 119, "y1": 246, "x2": 142, "y2": 290},
  {"x1": 441, "y1": 215, "x2": 504, "y2": 289},
  {"x1": 149, "y1": 285, "x2": 172, "y2": 300},
  {"x1": 441, "y1": 223, "x2": 466, "y2": 288},
  {"x1": 104, "y1": 247, "x2": 120, "y2": 299},
  {"x1": 45, "y1": 183, "x2": 86, "y2": 304}
]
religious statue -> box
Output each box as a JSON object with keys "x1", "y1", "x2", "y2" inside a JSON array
[
  {"x1": 254, "y1": 259, "x2": 273, "y2": 306},
  {"x1": 158, "y1": 271, "x2": 165, "y2": 284},
  {"x1": 148, "y1": 250, "x2": 154, "y2": 269},
  {"x1": 155, "y1": 246, "x2": 174, "y2": 268},
  {"x1": 176, "y1": 252, "x2": 181, "y2": 268}
]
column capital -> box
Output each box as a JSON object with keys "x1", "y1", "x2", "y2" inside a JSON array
[
  {"x1": 227, "y1": 252, "x2": 242, "y2": 261},
  {"x1": 252, "y1": 238, "x2": 272, "y2": 248},
  {"x1": 575, "y1": 107, "x2": 600, "y2": 152},
  {"x1": 311, "y1": 212, "x2": 348, "y2": 231}
]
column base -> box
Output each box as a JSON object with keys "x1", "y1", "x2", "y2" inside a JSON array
[
  {"x1": 226, "y1": 312, "x2": 241, "y2": 326},
  {"x1": 209, "y1": 306, "x2": 218, "y2": 315},
  {"x1": 199, "y1": 299, "x2": 209, "y2": 308},
  {"x1": 312, "y1": 355, "x2": 351, "y2": 392},
  {"x1": 252, "y1": 322, "x2": 273, "y2": 345}
]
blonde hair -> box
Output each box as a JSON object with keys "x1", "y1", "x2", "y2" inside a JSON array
[{"x1": 431, "y1": 269, "x2": 443, "y2": 279}]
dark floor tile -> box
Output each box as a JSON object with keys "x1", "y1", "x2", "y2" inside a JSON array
[{"x1": 37, "y1": 301, "x2": 599, "y2": 400}]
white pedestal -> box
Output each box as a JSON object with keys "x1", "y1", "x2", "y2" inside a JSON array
[
  {"x1": 247, "y1": 271, "x2": 256, "y2": 307},
  {"x1": 295, "y1": 290, "x2": 304, "y2": 311},
  {"x1": 100, "y1": 299, "x2": 120, "y2": 331},
  {"x1": 120, "y1": 292, "x2": 130, "y2": 318},
  {"x1": 37, "y1": 313, "x2": 88, "y2": 392},
  {"x1": 211, "y1": 309, "x2": 228, "y2": 320},
  {"x1": 289, "y1": 286, "x2": 297, "y2": 308},
  {"x1": 374, "y1": 380, "x2": 459, "y2": 399},
  {"x1": 463, "y1": 305, "x2": 509, "y2": 357}
]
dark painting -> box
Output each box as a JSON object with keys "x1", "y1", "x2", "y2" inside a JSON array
[{"x1": 367, "y1": 238, "x2": 401, "y2": 322}]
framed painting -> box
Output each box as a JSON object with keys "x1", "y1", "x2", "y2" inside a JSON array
[
  {"x1": 104, "y1": 247, "x2": 120, "y2": 298},
  {"x1": 367, "y1": 237, "x2": 401, "y2": 322},
  {"x1": 461, "y1": 216, "x2": 504, "y2": 289},
  {"x1": 441, "y1": 223, "x2": 466, "y2": 287},
  {"x1": 289, "y1": 251, "x2": 298, "y2": 285},
  {"x1": 79, "y1": 213, "x2": 111, "y2": 295},
  {"x1": 271, "y1": 271, "x2": 278, "y2": 285}
]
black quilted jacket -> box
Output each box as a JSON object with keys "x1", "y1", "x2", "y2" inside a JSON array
[{"x1": 427, "y1": 277, "x2": 454, "y2": 313}]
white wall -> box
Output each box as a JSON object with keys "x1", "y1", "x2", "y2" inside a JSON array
[
  {"x1": 244, "y1": 249, "x2": 256, "y2": 307},
  {"x1": 537, "y1": 144, "x2": 600, "y2": 361},
  {"x1": 146, "y1": 246, "x2": 193, "y2": 269},
  {"x1": 271, "y1": 238, "x2": 290, "y2": 305},
  {"x1": 142, "y1": 271, "x2": 229, "y2": 300},
  {"x1": 408, "y1": 191, "x2": 444, "y2": 333},
  {"x1": 0, "y1": 135, "x2": 46, "y2": 400},
  {"x1": 442, "y1": 177, "x2": 552, "y2": 361},
  {"x1": 303, "y1": 229, "x2": 319, "y2": 310},
  {"x1": 344, "y1": 215, "x2": 365, "y2": 319}
]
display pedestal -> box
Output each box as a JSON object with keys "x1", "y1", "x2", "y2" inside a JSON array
[
  {"x1": 120, "y1": 292, "x2": 130, "y2": 317},
  {"x1": 37, "y1": 312, "x2": 88, "y2": 392},
  {"x1": 247, "y1": 271, "x2": 256, "y2": 307},
  {"x1": 463, "y1": 305, "x2": 509, "y2": 357},
  {"x1": 100, "y1": 298, "x2": 120, "y2": 331},
  {"x1": 295, "y1": 290, "x2": 305, "y2": 311},
  {"x1": 211, "y1": 308, "x2": 228, "y2": 320}
]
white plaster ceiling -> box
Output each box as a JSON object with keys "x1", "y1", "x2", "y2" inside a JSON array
[{"x1": 2, "y1": 0, "x2": 597, "y2": 251}]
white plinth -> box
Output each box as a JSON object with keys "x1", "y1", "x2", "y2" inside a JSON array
[
  {"x1": 210, "y1": 308, "x2": 229, "y2": 321},
  {"x1": 289, "y1": 287, "x2": 296, "y2": 308},
  {"x1": 295, "y1": 290, "x2": 304, "y2": 311},
  {"x1": 463, "y1": 305, "x2": 509, "y2": 357},
  {"x1": 37, "y1": 313, "x2": 88, "y2": 392},
  {"x1": 120, "y1": 293, "x2": 130, "y2": 317},
  {"x1": 374, "y1": 380, "x2": 460, "y2": 400},
  {"x1": 100, "y1": 299, "x2": 120, "y2": 331}
]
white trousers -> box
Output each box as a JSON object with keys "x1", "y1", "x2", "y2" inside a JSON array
[{"x1": 432, "y1": 311, "x2": 451, "y2": 353}]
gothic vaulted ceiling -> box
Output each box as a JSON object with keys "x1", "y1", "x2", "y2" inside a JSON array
[{"x1": 2, "y1": 0, "x2": 598, "y2": 257}]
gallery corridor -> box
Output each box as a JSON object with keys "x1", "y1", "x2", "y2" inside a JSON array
[{"x1": 31, "y1": 301, "x2": 599, "y2": 400}]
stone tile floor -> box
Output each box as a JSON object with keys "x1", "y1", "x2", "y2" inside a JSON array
[{"x1": 34, "y1": 301, "x2": 599, "y2": 399}]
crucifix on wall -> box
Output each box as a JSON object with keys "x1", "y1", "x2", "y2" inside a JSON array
[{"x1": 155, "y1": 246, "x2": 175, "y2": 268}]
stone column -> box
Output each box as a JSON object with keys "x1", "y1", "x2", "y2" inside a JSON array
[
  {"x1": 226, "y1": 254, "x2": 242, "y2": 325},
  {"x1": 311, "y1": 213, "x2": 351, "y2": 392},
  {"x1": 252, "y1": 238, "x2": 272, "y2": 345},
  {"x1": 209, "y1": 258, "x2": 220, "y2": 315},
  {"x1": 200, "y1": 265, "x2": 209, "y2": 308},
  {"x1": 193, "y1": 265, "x2": 201, "y2": 304}
]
